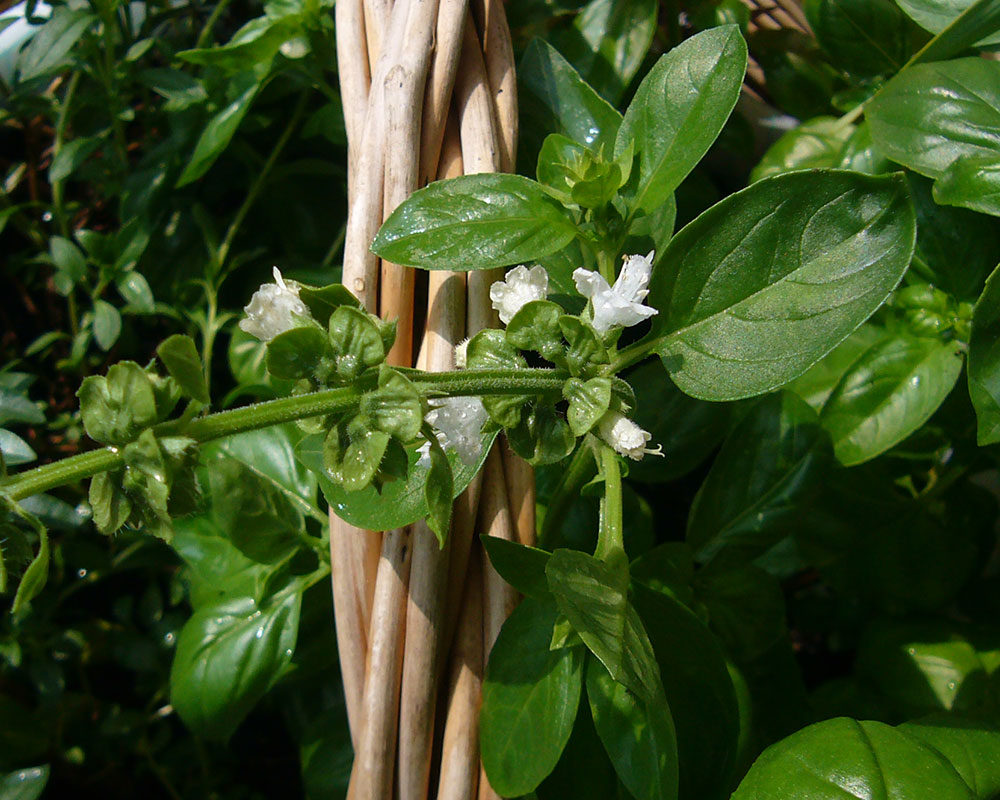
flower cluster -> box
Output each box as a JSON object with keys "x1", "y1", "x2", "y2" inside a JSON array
[{"x1": 488, "y1": 254, "x2": 661, "y2": 462}]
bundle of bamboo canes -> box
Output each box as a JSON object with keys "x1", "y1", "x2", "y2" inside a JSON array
[{"x1": 332, "y1": 0, "x2": 533, "y2": 797}]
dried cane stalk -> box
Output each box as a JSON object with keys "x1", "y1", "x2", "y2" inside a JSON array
[
  {"x1": 436, "y1": 552, "x2": 484, "y2": 800},
  {"x1": 335, "y1": 0, "x2": 370, "y2": 190},
  {"x1": 419, "y1": 0, "x2": 470, "y2": 185},
  {"x1": 347, "y1": 527, "x2": 414, "y2": 799},
  {"x1": 397, "y1": 116, "x2": 468, "y2": 800}
]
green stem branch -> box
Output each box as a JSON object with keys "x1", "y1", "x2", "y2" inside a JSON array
[
  {"x1": 595, "y1": 444, "x2": 625, "y2": 565},
  {"x1": 1, "y1": 369, "x2": 572, "y2": 502}
]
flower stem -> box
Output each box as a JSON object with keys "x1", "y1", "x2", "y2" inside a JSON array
[
  {"x1": 1, "y1": 369, "x2": 572, "y2": 502},
  {"x1": 594, "y1": 444, "x2": 625, "y2": 567}
]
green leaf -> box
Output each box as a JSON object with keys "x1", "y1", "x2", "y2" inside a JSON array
[
  {"x1": 205, "y1": 457, "x2": 303, "y2": 564},
  {"x1": 0, "y1": 765, "x2": 49, "y2": 800},
  {"x1": 559, "y1": 316, "x2": 609, "y2": 378},
  {"x1": 176, "y1": 75, "x2": 263, "y2": 187},
  {"x1": 821, "y1": 334, "x2": 963, "y2": 465},
  {"x1": 49, "y1": 235, "x2": 86, "y2": 284},
  {"x1": 297, "y1": 427, "x2": 497, "y2": 531},
  {"x1": 632, "y1": 585, "x2": 740, "y2": 800},
  {"x1": 49, "y1": 136, "x2": 102, "y2": 183},
  {"x1": 91, "y1": 299, "x2": 122, "y2": 351},
  {"x1": 89, "y1": 471, "x2": 131, "y2": 534},
  {"x1": 555, "y1": 0, "x2": 658, "y2": 105},
  {"x1": 804, "y1": 0, "x2": 918, "y2": 77},
  {"x1": 170, "y1": 581, "x2": 303, "y2": 741},
  {"x1": 0, "y1": 430, "x2": 36, "y2": 467},
  {"x1": 615, "y1": 26, "x2": 747, "y2": 216},
  {"x1": 518, "y1": 38, "x2": 622, "y2": 162},
  {"x1": 750, "y1": 117, "x2": 854, "y2": 183},
  {"x1": 372, "y1": 174, "x2": 579, "y2": 270},
  {"x1": 969, "y1": 263, "x2": 1000, "y2": 445},
  {"x1": 324, "y1": 425, "x2": 390, "y2": 493},
  {"x1": 298, "y1": 283, "x2": 361, "y2": 327},
  {"x1": 266, "y1": 326, "x2": 330, "y2": 381},
  {"x1": 786, "y1": 324, "x2": 889, "y2": 412},
  {"x1": 360, "y1": 367, "x2": 422, "y2": 441},
  {"x1": 16, "y1": 8, "x2": 96, "y2": 81},
  {"x1": 76, "y1": 361, "x2": 159, "y2": 445},
  {"x1": 507, "y1": 404, "x2": 576, "y2": 466},
  {"x1": 731, "y1": 717, "x2": 993, "y2": 800},
  {"x1": 136, "y1": 67, "x2": 208, "y2": 111},
  {"x1": 0, "y1": 387, "x2": 43, "y2": 428},
  {"x1": 481, "y1": 595, "x2": 584, "y2": 797},
  {"x1": 856, "y1": 620, "x2": 997, "y2": 718},
  {"x1": 327, "y1": 306, "x2": 385, "y2": 380},
  {"x1": 626, "y1": 362, "x2": 732, "y2": 483},
  {"x1": 649, "y1": 170, "x2": 915, "y2": 401},
  {"x1": 896, "y1": 0, "x2": 1000, "y2": 46},
  {"x1": 901, "y1": 716, "x2": 1000, "y2": 797},
  {"x1": 10, "y1": 522, "x2": 48, "y2": 615},
  {"x1": 423, "y1": 437, "x2": 453, "y2": 546},
  {"x1": 506, "y1": 300, "x2": 565, "y2": 362},
  {"x1": 157, "y1": 334, "x2": 210, "y2": 403},
  {"x1": 868, "y1": 58, "x2": 1000, "y2": 180},
  {"x1": 177, "y1": 16, "x2": 301, "y2": 71},
  {"x1": 687, "y1": 393, "x2": 829, "y2": 567},
  {"x1": 563, "y1": 377, "x2": 612, "y2": 436},
  {"x1": 481, "y1": 536, "x2": 552, "y2": 597},
  {"x1": 116, "y1": 271, "x2": 155, "y2": 312},
  {"x1": 586, "y1": 657, "x2": 679, "y2": 800},
  {"x1": 546, "y1": 549, "x2": 658, "y2": 701},
  {"x1": 467, "y1": 330, "x2": 531, "y2": 427},
  {"x1": 537, "y1": 134, "x2": 592, "y2": 199},
  {"x1": 934, "y1": 155, "x2": 1000, "y2": 217}
]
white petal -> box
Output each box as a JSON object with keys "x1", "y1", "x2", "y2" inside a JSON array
[
  {"x1": 597, "y1": 410, "x2": 660, "y2": 461},
  {"x1": 573, "y1": 268, "x2": 610, "y2": 299},
  {"x1": 490, "y1": 265, "x2": 549, "y2": 324}
]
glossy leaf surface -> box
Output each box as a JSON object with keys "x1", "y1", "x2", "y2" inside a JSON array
[
  {"x1": 615, "y1": 25, "x2": 747, "y2": 215},
  {"x1": 821, "y1": 334, "x2": 963, "y2": 465},
  {"x1": 481, "y1": 595, "x2": 584, "y2": 796},
  {"x1": 649, "y1": 170, "x2": 915, "y2": 401},
  {"x1": 372, "y1": 174, "x2": 579, "y2": 270}
]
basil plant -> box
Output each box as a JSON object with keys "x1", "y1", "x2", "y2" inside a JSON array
[{"x1": 5, "y1": 18, "x2": 999, "y2": 800}]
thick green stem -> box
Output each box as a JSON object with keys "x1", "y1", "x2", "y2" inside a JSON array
[
  {"x1": 538, "y1": 442, "x2": 596, "y2": 549},
  {"x1": 1, "y1": 368, "x2": 571, "y2": 502},
  {"x1": 595, "y1": 444, "x2": 625, "y2": 565},
  {"x1": 609, "y1": 337, "x2": 657, "y2": 374}
]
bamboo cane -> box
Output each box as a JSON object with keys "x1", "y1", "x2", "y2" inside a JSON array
[
  {"x1": 436, "y1": 552, "x2": 484, "y2": 800},
  {"x1": 397, "y1": 115, "x2": 468, "y2": 800}
]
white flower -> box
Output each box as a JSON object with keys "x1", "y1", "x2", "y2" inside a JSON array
[
  {"x1": 490, "y1": 265, "x2": 549, "y2": 325},
  {"x1": 454, "y1": 338, "x2": 470, "y2": 369},
  {"x1": 598, "y1": 410, "x2": 662, "y2": 461},
  {"x1": 573, "y1": 251, "x2": 658, "y2": 334},
  {"x1": 239, "y1": 267, "x2": 311, "y2": 342},
  {"x1": 425, "y1": 396, "x2": 488, "y2": 465}
]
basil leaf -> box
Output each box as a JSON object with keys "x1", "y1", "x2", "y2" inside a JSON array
[
  {"x1": 969, "y1": 263, "x2": 1000, "y2": 445},
  {"x1": 481, "y1": 595, "x2": 584, "y2": 797},
  {"x1": 821, "y1": 334, "x2": 963, "y2": 465},
  {"x1": 615, "y1": 25, "x2": 747, "y2": 216},
  {"x1": 169, "y1": 580, "x2": 303, "y2": 741},
  {"x1": 372, "y1": 174, "x2": 579, "y2": 270},
  {"x1": 649, "y1": 170, "x2": 915, "y2": 401}
]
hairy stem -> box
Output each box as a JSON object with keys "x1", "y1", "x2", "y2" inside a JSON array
[
  {"x1": 594, "y1": 443, "x2": 624, "y2": 564},
  {"x1": 1, "y1": 368, "x2": 572, "y2": 501}
]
